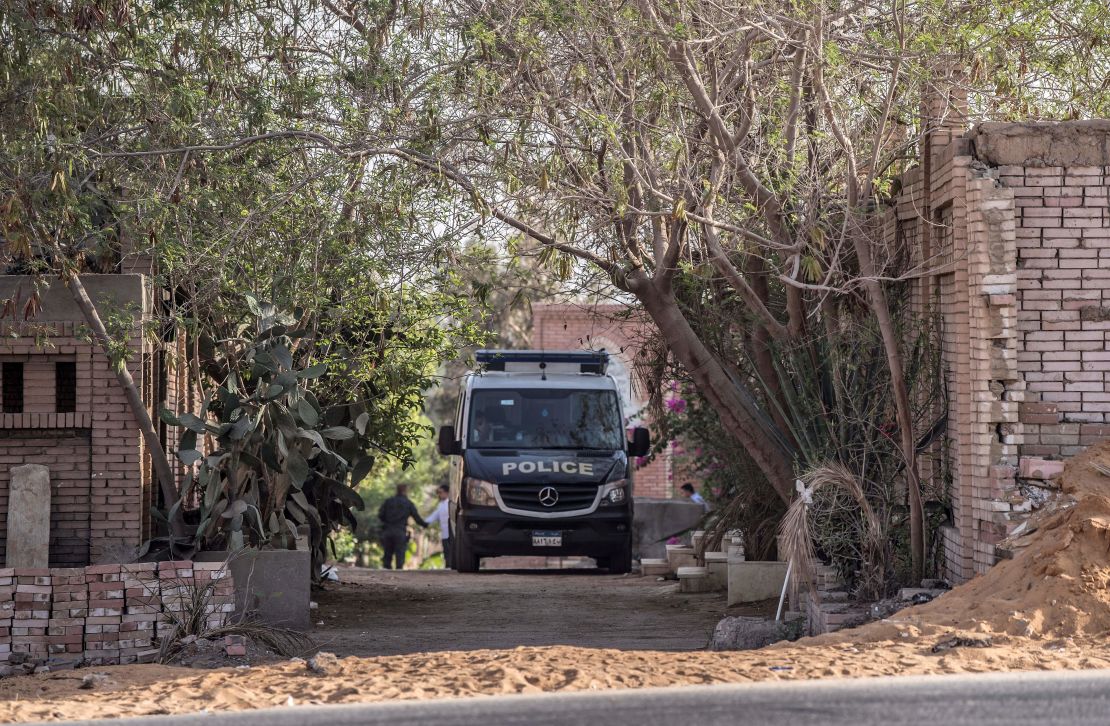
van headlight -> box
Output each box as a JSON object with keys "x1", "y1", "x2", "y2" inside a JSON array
[
  {"x1": 600, "y1": 479, "x2": 628, "y2": 506},
  {"x1": 465, "y1": 477, "x2": 498, "y2": 506}
]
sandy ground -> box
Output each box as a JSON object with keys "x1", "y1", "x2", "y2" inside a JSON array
[{"x1": 7, "y1": 444, "x2": 1110, "y2": 722}]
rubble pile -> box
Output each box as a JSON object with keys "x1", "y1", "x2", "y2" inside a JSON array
[{"x1": 829, "y1": 441, "x2": 1110, "y2": 645}]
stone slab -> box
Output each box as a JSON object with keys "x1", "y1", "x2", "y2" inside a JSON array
[
  {"x1": 665, "y1": 545, "x2": 697, "y2": 572},
  {"x1": 970, "y1": 121, "x2": 1110, "y2": 167},
  {"x1": 727, "y1": 560, "x2": 789, "y2": 605},
  {"x1": 631, "y1": 498, "x2": 705, "y2": 559},
  {"x1": 5, "y1": 465, "x2": 50, "y2": 569},
  {"x1": 194, "y1": 549, "x2": 310, "y2": 631},
  {"x1": 709, "y1": 616, "x2": 802, "y2": 651},
  {"x1": 0, "y1": 275, "x2": 147, "y2": 323}
]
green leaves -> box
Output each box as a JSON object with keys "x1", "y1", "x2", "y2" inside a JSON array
[
  {"x1": 298, "y1": 363, "x2": 327, "y2": 379},
  {"x1": 286, "y1": 450, "x2": 310, "y2": 488},
  {"x1": 321, "y1": 426, "x2": 355, "y2": 440},
  {"x1": 178, "y1": 412, "x2": 208, "y2": 433},
  {"x1": 296, "y1": 398, "x2": 319, "y2": 427},
  {"x1": 178, "y1": 449, "x2": 203, "y2": 466},
  {"x1": 164, "y1": 295, "x2": 435, "y2": 573}
]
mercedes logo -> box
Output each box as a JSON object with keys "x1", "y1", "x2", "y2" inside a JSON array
[{"x1": 538, "y1": 486, "x2": 559, "y2": 507}]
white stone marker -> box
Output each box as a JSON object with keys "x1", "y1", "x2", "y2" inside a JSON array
[{"x1": 5, "y1": 464, "x2": 50, "y2": 568}]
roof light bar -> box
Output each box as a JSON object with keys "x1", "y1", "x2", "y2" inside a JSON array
[{"x1": 475, "y1": 349, "x2": 609, "y2": 374}]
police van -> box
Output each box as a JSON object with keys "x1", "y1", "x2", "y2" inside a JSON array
[{"x1": 436, "y1": 350, "x2": 650, "y2": 572}]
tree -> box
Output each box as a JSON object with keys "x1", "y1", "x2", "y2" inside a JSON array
[
  {"x1": 427, "y1": 0, "x2": 1108, "y2": 580},
  {"x1": 0, "y1": 0, "x2": 481, "y2": 554}
]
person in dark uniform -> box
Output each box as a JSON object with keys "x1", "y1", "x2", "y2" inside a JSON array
[{"x1": 377, "y1": 484, "x2": 428, "y2": 569}]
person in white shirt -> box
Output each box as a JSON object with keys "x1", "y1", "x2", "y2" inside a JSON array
[
  {"x1": 680, "y1": 482, "x2": 710, "y2": 512},
  {"x1": 428, "y1": 484, "x2": 452, "y2": 566}
]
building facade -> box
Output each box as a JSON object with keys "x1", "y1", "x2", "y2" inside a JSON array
[{"x1": 0, "y1": 271, "x2": 188, "y2": 566}]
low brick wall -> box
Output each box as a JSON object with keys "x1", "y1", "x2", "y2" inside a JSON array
[
  {"x1": 0, "y1": 561, "x2": 234, "y2": 668},
  {"x1": 795, "y1": 564, "x2": 872, "y2": 636}
]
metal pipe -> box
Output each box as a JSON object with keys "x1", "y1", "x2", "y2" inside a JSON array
[{"x1": 775, "y1": 559, "x2": 793, "y2": 622}]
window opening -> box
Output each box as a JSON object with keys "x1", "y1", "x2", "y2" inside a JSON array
[
  {"x1": 2, "y1": 362, "x2": 24, "y2": 413},
  {"x1": 56, "y1": 361, "x2": 77, "y2": 413}
]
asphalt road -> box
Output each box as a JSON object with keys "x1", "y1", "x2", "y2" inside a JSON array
[{"x1": 55, "y1": 669, "x2": 1110, "y2": 726}]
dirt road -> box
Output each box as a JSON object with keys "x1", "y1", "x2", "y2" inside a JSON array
[{"x1": 312, "y1": 567, "x2": 747, "y2": 656}]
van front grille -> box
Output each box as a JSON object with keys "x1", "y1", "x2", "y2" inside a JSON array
[{"x1": 498, "y1": 482, "x2": 599, "y2": 512}]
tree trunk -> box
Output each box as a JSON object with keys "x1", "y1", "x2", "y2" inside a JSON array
[
  {"x1": 853, "y1": 265, "x2": 925, "y2": 583},
  {"x1": 631, "y1": 273, "x2": 797, "y2": 502},
  {"x1": 64, "y1": 274, "x2": 186, "y2": 539}
]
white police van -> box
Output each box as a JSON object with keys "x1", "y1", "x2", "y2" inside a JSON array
[{"x1": 437, "y1": 350, "x2": 650, "y2": 572}]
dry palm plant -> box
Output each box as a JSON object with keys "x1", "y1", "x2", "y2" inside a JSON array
[{"x1": 779, "y1": 462, "x2": 887, "y2": 608}]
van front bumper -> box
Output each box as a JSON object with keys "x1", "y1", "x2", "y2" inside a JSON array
[{"x1": 458, "y1": 506, "x2": 632, "y2": 557}]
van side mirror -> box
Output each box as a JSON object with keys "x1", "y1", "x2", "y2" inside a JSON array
[
  {"x1": 437, "y1": 425, "x2": 461, "y2": 456},
  {"x1": 628, "y1": 427, "x2": 651, "y2": 458}
]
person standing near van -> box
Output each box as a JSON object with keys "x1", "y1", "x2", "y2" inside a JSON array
[
  {"x1": 680, "y1": 482, "x2": 711, "y2": 512},
  {"x1": 378, "y1": 484, "x2": 427, "y2": 569},
  {"x1": 427, "y1": 484, "x2": 452, "y2": 566}
]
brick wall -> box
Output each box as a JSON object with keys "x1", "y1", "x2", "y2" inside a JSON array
[
  {"x1": 531, "y1": 303, "x2": 676, "y2": 498},
  {"x1": 1006, "y1": 163, "x2": 1110, "y2": 454},
  {"x1": 0, "y1": 561, "x2": 234, "y2": 668},
  {"x1": 0, "y1": 431, "x2": 92, "y2": 567},
  {"x1": 896, "y1": 122, "x2": 1110, "y2": 582},
  {"x1": 0, "y1": 274, "x2": 177, "y2": 565}
]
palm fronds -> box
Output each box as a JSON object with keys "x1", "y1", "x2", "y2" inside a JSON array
[{"x1": 780, "y1": 462, "x2": 888, "y2": 604}]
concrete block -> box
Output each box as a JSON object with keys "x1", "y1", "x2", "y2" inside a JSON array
[
  {"x1": 691, "y1": 530, "x2": 706, "y2": 558},
  {"x1": 727, "y1": 560, "x2": 789, "y2": 605},
  {"x1": 665, "y1": 545, "x2": 696, "y2": 572},
  {"x1": 704, "y1": 552, "x2": 728, "y2": 590},
  {"x1": 1018, "y1": 457, "x2": 1066, "y2": 480},
  {"x1": 639, "y1": 559, "x2": 671, "y2": 577},
  {"x1": 194, "y1": 549, "x2": 309, "y2": 630},
  {"x1": 677, "y1": 566, "x2": 716, "y2": 594},
  {"x1": 5, "y1": 465, "x2": 51, "y2": 568},
  {"x1": 631, "y1": 498, "x2": 705, "y2": 559}
]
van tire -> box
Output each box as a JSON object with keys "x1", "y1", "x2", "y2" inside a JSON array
[
  {"x1": 453, "y1": 522, "x2": 480, "y2": 573},
  {"x1": 607, "y1": 541, "x2": 633, "y2": 574}
]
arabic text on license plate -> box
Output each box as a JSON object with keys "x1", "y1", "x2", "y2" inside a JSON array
[{"x1": 532, "y1": 531, "x2": 562, "y2": 547}]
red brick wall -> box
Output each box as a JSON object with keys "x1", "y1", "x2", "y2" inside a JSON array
[
  {"x1": 0, "y1": 561, "x2": 234, "y2": 667},
  {"x1": 0, "y1": 316, "x2": 150, "y2": 564},
  {"x1": 531, "y1": 303, "x2": 676, "y2": 498},
  {"x1": 0, "y1": 432, "x2": 92, "y2": 567}
]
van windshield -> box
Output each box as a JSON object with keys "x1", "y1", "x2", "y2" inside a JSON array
[{"x1": 468, "y1": 389, "x2": 624, "y2": 450}]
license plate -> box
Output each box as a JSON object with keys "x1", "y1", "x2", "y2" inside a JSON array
[{"x1": 532, "y1": 530, "x2": 562, "y2": 547}]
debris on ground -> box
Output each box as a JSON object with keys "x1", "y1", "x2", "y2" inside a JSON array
[
  {"x1": 709, "y1": 616, "x2": 803, "y2": 651},
  {"x1": 164, "y1": 634, "x2": 283, "y2": 669},
  {"x1": 78, "y1": 673, "x2": 110, "y2": 690},
  {"x1": 306, "y1": 652, "x2": 340, "y2": 675},
  {"x1": 931, "y1": 635, "x2": 993, "y2": 653}
]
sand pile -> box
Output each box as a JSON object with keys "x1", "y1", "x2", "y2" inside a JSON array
[{"x1": 820, "y1": 440, "x2": 1110, "y2": 645}]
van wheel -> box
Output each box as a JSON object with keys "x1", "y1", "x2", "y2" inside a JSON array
[
  {"x1": 453, "y1": 520, "x2": 480, "y2": 573},
  {"x1": 607, "y1": 541, "x2": 632, "y2": 574}
]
